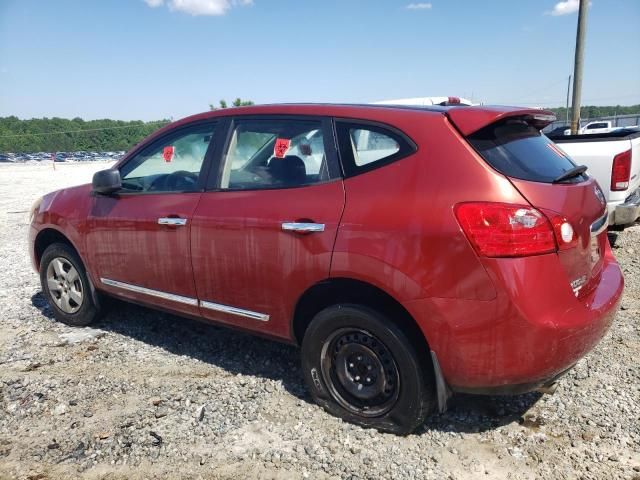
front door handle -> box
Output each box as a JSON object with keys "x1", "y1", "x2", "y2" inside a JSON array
[
  {"x1": 158, "y1": 217, "x2": 188, "y2": 226},
  {"x1": 281, "y1": 222, "x2": 325, "y2": 233}
]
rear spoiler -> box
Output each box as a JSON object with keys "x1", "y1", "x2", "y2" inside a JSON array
[{"x1": 446, "y1": 106, "x2": 556, "y2": 136}]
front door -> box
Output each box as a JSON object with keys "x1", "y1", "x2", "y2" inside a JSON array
[
  {"x1": 86, "y1": 121, "x2": 218, "y2": 316},
  {"x1": 191, "y1": 116, "x2": 345, "y2": 339}
]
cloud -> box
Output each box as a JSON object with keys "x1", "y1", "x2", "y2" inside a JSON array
[
  {"x1": 142, "y1": 0, "x2": 253, "y2": 16},
  {"x1": 547, "y1": 0, "x2": 582, "y2": 16},
  {"x1": 406, "y1": 3, "x2": 432, "y2": 10}
]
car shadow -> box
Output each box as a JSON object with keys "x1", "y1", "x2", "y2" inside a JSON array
[{"x1": 31, "y1": 291, "x2": 542, "y2": 435}]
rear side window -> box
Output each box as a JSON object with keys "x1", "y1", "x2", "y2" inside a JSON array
[
  {"x1": 336, "y1": 121, "x2": 416, "y2": 176},
  {"x1": 219, "y1": 118, "x2": 339, "y2": 190},
  {"x1": 469, "y1": 120, "x2": 586, "y2": 184}
]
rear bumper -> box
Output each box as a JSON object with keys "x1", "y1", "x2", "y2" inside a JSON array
[
  {"x1": 405, "y1": 243, "x2": 623, "y2": 393},
  {"x1": 452, "y1": 365, "x2": 574, "y2": 396},
  {"x1": 608, "y1": 189, "x2": 640, "y2": 225}
]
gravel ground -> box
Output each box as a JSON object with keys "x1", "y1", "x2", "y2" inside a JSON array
[{"x1": 0, "y1": 162, "x2": 639, "y2": 480}]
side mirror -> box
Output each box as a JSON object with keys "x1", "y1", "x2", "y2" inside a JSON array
[{"x1": 92, "y1": 169, "x2": 122, "y2": 195}]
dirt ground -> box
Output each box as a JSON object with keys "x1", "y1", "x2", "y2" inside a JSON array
[{"x1": 0, "y1": 162, "x2": 638, "y2": 480}]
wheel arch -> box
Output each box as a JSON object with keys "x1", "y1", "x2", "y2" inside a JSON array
[
  {"x1": 34, "y1": 227, "x2": 80, "y2": 270},
  {"x1": 292, "y1": 277, "x2": 431, "y2": 360}
]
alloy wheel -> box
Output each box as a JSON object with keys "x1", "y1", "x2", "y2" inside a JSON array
[{"x1": 46, "y1": 257, "x2": 83, "y2": 314}]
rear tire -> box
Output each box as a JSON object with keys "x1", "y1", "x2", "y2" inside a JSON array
[
  {"x1": 40, "y1": 243, "x2": 101, "y2": 327},
  {"x1": 301, "y1": 305, "x2": 435, "y2": 435}
]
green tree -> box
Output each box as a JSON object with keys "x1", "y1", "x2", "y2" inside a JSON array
[{"x1": 209, "y1": 98, "x2": 254, "y2": 110}]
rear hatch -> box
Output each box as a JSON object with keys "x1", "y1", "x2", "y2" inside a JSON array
[{"x1": 451, "y1": 109, "x2": 608, "y2": 298}]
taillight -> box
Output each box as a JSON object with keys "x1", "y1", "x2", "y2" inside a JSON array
[
  {"x1": 455, "y1": 203, "x2": 557, "y2": 257},
  {"x1": 455, "y1": 202, "x2": 579, "y2": 257},
  {"x1": 611, "y1": 149, "x2": 631, "y2": 191},
  {"x1": 544, "y1": 211, "x2": 578, "y2": 251}
]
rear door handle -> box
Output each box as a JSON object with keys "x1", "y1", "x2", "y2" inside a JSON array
[
  {"x1": 281, "y1": 222, "x2": 325, "y2": 233},
  {"x1": 158, "y1": 217, "x2": 188, "y2": 226}
]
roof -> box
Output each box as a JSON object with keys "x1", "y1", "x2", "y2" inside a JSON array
[{"x1": 148, "y1": 103, "x2": 556, "y2": 143}]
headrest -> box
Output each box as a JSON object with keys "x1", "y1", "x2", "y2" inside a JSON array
[{"x1": 268, "y1": 155, "x2": 307, "y2": 185}]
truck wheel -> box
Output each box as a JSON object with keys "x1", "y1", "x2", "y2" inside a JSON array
[
  {"x1": 301, "y1": 305, "x2": 435, "y2": 435},
  {"x1": 40, "y1": 243, "x2": 101, "y2": 327}
]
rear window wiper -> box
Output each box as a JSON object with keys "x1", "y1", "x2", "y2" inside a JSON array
[{"x1": 552, "y1": 165, "x2": 588, "y2": 183}]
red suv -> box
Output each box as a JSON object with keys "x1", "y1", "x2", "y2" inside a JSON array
[{"x1": 29, "y1": 104, "x2": 623, "y2": 434}]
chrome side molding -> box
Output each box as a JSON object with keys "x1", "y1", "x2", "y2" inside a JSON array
[
  {"x1": 100, "y1": 278, "x2": 198, "y2": 306},
  {"x1": 100, "y1": 277, "x2": 269, "y2": 322},
  {"x1": 200, "y1": 300, "x2": 270, "y2": 322}
]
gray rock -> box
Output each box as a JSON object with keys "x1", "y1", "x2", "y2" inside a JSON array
[{"x1": 58, "y1": 328, "x2": 105, "y2": 345}]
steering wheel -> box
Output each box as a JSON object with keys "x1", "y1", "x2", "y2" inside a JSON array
[{"x1": 150, "y1": 171, "x2": 198, "y2": 191}]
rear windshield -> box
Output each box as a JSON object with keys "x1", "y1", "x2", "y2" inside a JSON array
[{"x1": 469, "y1": 119, "x2": 586, "y2": 183}]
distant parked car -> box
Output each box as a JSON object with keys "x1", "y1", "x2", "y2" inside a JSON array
[
  {"x1": 546, "y1": 125, "x2": 571, "y2": 137},
  {"x1": 29, "y1": 104, "x2": 623, "y2": 434}
]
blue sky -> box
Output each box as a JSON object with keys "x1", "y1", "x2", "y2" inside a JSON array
[{"x1": 0, "y1": 0, "x2": 638, "y2": 121}]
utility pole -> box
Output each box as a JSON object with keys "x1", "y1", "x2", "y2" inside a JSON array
[
  {"x1": 570, "y1": 0, "x2": 589, "y2": 134},
  {"x1": 565, "y1": 74, "x2": 572, "y2": 125}
]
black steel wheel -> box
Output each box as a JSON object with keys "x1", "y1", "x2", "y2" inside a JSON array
[
  {"x1": 320, "y1": 328, "x2": 400, "y2": 417},
  {"x1": 301, "y1": 304, "x2": 435, "y2": 435}
]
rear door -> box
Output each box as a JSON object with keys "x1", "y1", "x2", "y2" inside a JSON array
[
  {"x1": 465, "y1": 117, "x2": 608, "y2": 297},
  {"x1": 190, "y1": 116, "x2": 344, "y2": 339}
]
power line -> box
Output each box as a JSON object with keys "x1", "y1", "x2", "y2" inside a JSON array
[
  {"x1": 517, "y1": 77, "x2": 569, "y2": 101},
  {"x1": 0, "y1": 121, "x2": 169, "y2": 139}
]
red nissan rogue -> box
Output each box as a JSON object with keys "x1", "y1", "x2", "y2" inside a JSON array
[{"x1": 29, "y1": 104, "x2": 623, "y2": 434}]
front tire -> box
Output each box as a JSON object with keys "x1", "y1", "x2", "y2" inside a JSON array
[
  {"x1": 40, "y1": 242, "x2": 101, "y2": 327},
  {"x1": 301, "y1": 305, "x2": 435, "y2": 435}
]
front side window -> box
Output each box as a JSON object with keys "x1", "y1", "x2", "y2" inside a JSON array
[
  {"x1": 220, "y1": 118, "x2": 333, "y2": 190},
  {"x1": 119, "y1": 123, "x2": 215, "y2": 193}
]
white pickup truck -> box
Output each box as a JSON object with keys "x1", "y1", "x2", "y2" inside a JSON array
[
  {"x1": 579, "y1": 120, "x2": 624, "y2": 135},
  {"x1": 549, "y1": 128, "x2": 640, "y2": 228}
]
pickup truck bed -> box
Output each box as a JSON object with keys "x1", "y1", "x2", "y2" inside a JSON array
[{"x1": 549, "y1": 128, "x2": 640, "y2": 228}]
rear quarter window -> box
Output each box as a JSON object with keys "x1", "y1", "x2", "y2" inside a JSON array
[
  {"x1": 335, "y1": 121, "x2": 416, "y2": 177},
  {"x1": 469, "y1": 120, "x2": 586, "y2": 183}
]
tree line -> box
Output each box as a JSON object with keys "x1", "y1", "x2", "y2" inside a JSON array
[
  {"x1": 0, "y1": 117, "x2": 170, "y2": 153},
  {"x1": 548, "y1": 104, "x2": 640, "y2": 122},
  {"x1": 0, "y1": 98, "x2": 256, "y2": 153}
]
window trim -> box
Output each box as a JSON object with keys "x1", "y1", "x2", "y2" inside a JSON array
[
  {"x1": 115, "y1": 120, "x2": 219, "y2": 196},
  {"x1": 204, "y1": 115, "x2": 342, "y2": 192},
  {"x1": 334, "y1": 118, "x2": 418, "y2": 178}
]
